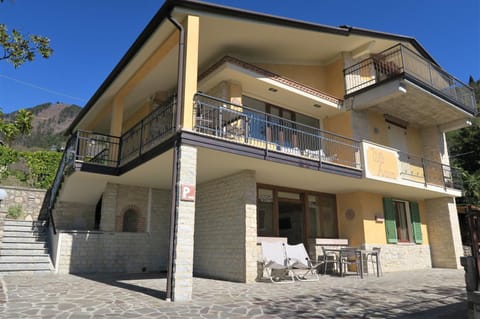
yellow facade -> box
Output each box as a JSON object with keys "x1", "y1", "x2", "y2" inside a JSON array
[{"x1": 337, "y1": 191, "x2": 429, "y2": 246}]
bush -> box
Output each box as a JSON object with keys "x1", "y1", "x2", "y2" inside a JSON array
[{"x1": 7, "y1": 205, "x2": 23, "y2": 219}]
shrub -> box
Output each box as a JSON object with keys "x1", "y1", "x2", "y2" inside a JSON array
[{"x1": 7, "y1": 205, "x2": 23, "y2": 220}]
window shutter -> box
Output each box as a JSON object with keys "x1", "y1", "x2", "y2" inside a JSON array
[
  {"x1": 383, "y1": 198, "x2": 398, "y2": 243},
  {"x1": 409, "y1": 201, "x2": 423, "y2": 244}
]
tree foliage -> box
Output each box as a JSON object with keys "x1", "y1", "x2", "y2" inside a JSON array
[
  {"x1": 0, "y1": 23, "x2": 52, "y2": 68},
  {"x1": 0, "y1": 109, "x2": 34, "y2": 147},
  {"x1": 0, "y1": 146, "x2": 61, "y2": 189}
]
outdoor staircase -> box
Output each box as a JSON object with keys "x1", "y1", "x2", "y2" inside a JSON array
[{"x1": 0, "y1": 219, "x2": 53, "y2": 273}]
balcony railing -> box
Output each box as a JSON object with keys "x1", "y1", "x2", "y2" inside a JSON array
[
  {"x1": 194, "y1": 93, "x2": 362, "y2": 170},
  {"x1": 344, "y1": 44, "x2": 476, "y2": 113},
  {"x1": 363, "y1": 141, "x2": 462, "y2": 190},
  {"x1": 398, "y1": 152, "x2": 463, "y2": 190},
  {"x1": 120, "y1": 96, "x2": 175, "y2": 165}
]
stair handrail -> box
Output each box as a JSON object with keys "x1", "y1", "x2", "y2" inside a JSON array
[{"x1": 47, "y1": 134, "x2": 76, "y2": 234}]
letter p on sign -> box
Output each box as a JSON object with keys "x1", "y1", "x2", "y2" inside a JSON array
[{"x1": 180, "y1": 184, "x2": 195, "y2": 201}]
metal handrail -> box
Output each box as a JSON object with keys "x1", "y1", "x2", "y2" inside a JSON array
[
  {"x1": 344, "y1": 44, "x2": 476, "y2": 113},
  {"x1": 119, "y1": 96, "x2": 176, "y2": 165},
  {"x1": 398, "y1": 151, "x2": 462, "y2": 190},
  {"x1": 47, "y1": 135, "x2": 76, "y2": 234},
  {"x1": 194, "y1": 93, "x2": 362, "y2": 170}
]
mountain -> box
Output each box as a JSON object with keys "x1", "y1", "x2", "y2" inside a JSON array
[{"x1": 8, "y1": 102, "x2": 81, "y2": 150}]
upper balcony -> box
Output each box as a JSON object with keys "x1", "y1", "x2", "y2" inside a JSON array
[{"x1": 344, "y1": 44, "x2": 477, "y2": 129}]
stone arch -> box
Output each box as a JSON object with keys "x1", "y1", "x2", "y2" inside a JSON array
[{"x1": 116, "y1": 205, "x2": 145, "y2": 232}]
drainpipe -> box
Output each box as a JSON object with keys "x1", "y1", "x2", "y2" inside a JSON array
[{"x1": 166, "y1": 15, "x2": 185, "y2": 302}]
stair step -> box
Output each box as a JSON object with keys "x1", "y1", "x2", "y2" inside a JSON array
[
  {"x1": 1, "y1": 242, "x2": 47, "y2": 249},
  {"x1": 0, "y1": 256, "x2": 50, "y2": 263},
  {"x1": 0, "y1": 263, "x2": 51, "y2": 271},
  {"x1": 2, "y1": 231, "x2": 46, "y2": 237},
  {"x1": 3, "y1": 225, "x2": 47, "y2": 232},
  {"x1": 3, "y1": 220, "x2": 47, "y2": 226},
  {"x1": 2, "y1": 236, "x2": 47, "y2": 243},
  {"x1": 1, "y1": 249, "x2": 48, "y2": 255}
]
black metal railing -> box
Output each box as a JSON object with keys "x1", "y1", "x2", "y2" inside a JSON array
[
  {"x1": 119, "y1": 96, "x2": 175, "y2": 165},
  {"x1": 194, "y1": 93, "x2": 362, "y2": 169},
  {"x1": 398, "y1": 152, "x2": 462, "y2": 190},
  {"x1": 48, "y1": 135, "x2": 76, "y2": 234},
  {"x1": 344, "y1": 44, "x2": 476, "y2": 113},
  {"x1": 75, "y1": 131, "x2": 120, "y2": 167}
]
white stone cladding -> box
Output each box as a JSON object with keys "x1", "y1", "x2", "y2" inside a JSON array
[
  {"x1": 52, "y1": 186, "x2": 171, "y2": 274},
  {"x1": 54, "y1": 231, "x2": 167, "y2": 274},
  {"x1": 362, "y1": 243, "x2": 432, "y2": 272},
  {"x1": 53, "y1": 201, "x2": 95, "y2": 230},
  {"x1": 194, "y1": 170, "x2": 257, "y2": 283},
  {"x1": 425, "y1": 197, "x2": 463, "y2": 269},
  {"x1": 171, "y1": 145, "x2": 197, "y2": 301}
]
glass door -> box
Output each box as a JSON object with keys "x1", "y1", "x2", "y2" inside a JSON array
[{"x1": 278, "y1": 201, "x2": 304, "y2": 245}]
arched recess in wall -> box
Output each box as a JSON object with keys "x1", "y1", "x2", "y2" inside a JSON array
[{"x1": 117, "y1": 205, "x2": 145, "y2": 232}]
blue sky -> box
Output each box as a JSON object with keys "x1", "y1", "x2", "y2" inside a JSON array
[{"x1": 0, "y1": 0, "x2": 478, "y2": 113}]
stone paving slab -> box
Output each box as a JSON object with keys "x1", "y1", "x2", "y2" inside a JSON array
[{"x1": 0, "y1": 269, "x2": 467, "y2": 318}]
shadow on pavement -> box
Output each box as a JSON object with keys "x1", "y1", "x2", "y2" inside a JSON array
[{"x1": 74, "y1": 272, "x2": 167, "y2": 300}]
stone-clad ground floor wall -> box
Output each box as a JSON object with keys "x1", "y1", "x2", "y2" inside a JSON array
[
  {"x1": 194, "y1": 170, "x2": 257, "y2": 283},
  {"x1": 49, "y1": 185, "x2": 171, "y2": 274},
  {"x1": 362, "y1": 243, "x2": 432, "y2": 272},
  {"x1": 50, "y1": 230, "x2": 169, "y2": 274}
]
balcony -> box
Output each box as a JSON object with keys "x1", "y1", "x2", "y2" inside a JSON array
[
  {"x1": 344, "y1": 44, "x2": 476, "y2": 128},
  {"x1": 193, "y1": 93, "x2": 362, "y2": 171},
  {"x1": 362, "y1": 141, "x2": 462, "y2": 192}
]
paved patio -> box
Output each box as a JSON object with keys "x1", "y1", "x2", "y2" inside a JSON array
[{"x1": 0, "y1": 268, "x2": 467, "y2": 318}]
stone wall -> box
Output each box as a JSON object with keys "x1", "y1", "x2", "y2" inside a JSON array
[
  {"x1": 53, "y1": 201, "x2": 96, "y2": 230},
  {"x1": 53, "y1": 230, "x2": 168, "y2": 274},
  {"x1": 50, "y1": 185, "x2": 171, "y2": 274},
  {"x1": 194, "y1": 170, "x2": 257, "y2": 283},
  {"x1": 0, "y1": 186, "x2": 47, "y2": 221},
  {"x1": 425, "y1": 197, "x2": 463, "y2": 269},
  {"x1": 362, "y1": 243, "x2": 432, "y2": 272}
]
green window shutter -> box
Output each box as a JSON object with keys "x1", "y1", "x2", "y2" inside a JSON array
[
  {"x1": 383, "y1": 198, "x2": 398, "y2": 243},
  {"x1": 409, "y1": 201, "x2": 423, "y2": 244}
]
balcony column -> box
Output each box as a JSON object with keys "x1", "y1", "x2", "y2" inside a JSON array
[
  {"x1": 110, "y1": 97, "x2": 124, "y2": 137},
  {"x1": 421, "y1": 126, "x2": 449, "y2": 164},
  {"x1": 425, "y1": 197, "x2": 463, "y2": 269},
  {"x1": 181, "y1": 15, "x2": 199, "y2": 130}
]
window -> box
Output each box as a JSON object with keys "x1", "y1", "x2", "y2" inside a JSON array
[{"x1": 383, "y1": 198, "x2": 422, "y2": 244}]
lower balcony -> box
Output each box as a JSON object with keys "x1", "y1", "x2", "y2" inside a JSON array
[{"x1": 362, "y1": 141, "x2": 462, "y2": 193}]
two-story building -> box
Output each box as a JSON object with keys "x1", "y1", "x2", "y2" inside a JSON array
[{"x1": 47, "y1": 0, "x2": 477, "y2": 301}]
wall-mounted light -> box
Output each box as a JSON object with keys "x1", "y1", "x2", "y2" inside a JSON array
[
  {"x1": 398, "y1": 82, "x2": 407, "y2": 94},
  {"x1": 313, "y1": 103, "x2": 322, "y2": 108},
  {"x1": 268, "y1": 88, "x2": 278, "y2": 93}
]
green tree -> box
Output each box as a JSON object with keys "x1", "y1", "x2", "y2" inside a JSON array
[
  {"x1": 0, "y1": 109, "x2": 34, "y2": 147},
  {"x1": 0, "y1": 24, "x2": 52, "y2": 68}
]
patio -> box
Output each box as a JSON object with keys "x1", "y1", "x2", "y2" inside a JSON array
[{"x1": 0, "y1": 268, "x2": 467, "y2": 318}]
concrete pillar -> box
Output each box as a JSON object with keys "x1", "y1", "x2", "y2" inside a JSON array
[
  {"x1": 181, "y1": 15, "x2": 199, "y2": 130},
  {"x1": 171, "y1": 145, "x2": 197, "y2": 301},
  {"x1": 100, "y1": 183, "x2": 118, "y2": 231},
  {"x1": 243, "y1": 171, "x2": 258, "y2": 283},
  {"x1": 421, "y1": 126, "x2": 449, "y2": 164},
  {"x1": 425, "y1": 197, "x2": 463, "y2": 269},
  {"x1": 351, "y1": 110, "x2": 370, "y2": 141}
]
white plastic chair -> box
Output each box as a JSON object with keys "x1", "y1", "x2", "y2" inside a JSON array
[
  {"x1": 261, "y1": 241, "x2": 294, "y2": 283},
  {"x1": 285, "y1": 243, "x2": 320, "y2": 281}
]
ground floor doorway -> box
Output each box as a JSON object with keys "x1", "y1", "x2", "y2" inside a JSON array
[{"x1": 257, "y1": 184, "x2": 338, "y2": 248}]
